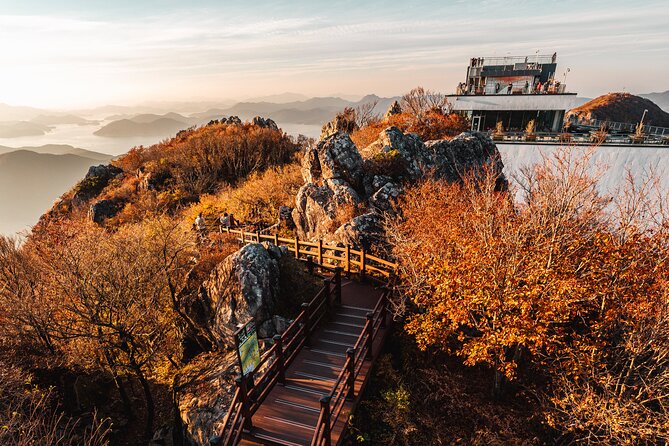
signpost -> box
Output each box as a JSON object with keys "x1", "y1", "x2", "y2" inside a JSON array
[{"x1": 235, "y1": 320, "x2": 260, "y2": 377}]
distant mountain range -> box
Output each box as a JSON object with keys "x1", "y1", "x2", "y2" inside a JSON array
[
  {"x1": 93, "y1": 95, "x2": 398, "y2": 138},
  {"x1": 94, "y1": 113, "x2": 191, "y2": 137},
  {"x1": 0, "y1": 145, "x2": 112, "y2": 235},
  {"x1": 639, "y1": 91, "x2": 669, "y2": 113}
]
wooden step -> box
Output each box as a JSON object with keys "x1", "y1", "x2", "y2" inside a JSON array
[{"x1": 246, "y1": 426, "x2": 310, "y2": 446}]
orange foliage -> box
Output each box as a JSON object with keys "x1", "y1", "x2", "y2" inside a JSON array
[
  {"x1": 351, "y1": 111, "x2": 469, "y2": 148},
  {"x1": 391, "y1": 157, "x2": 669, "y2": 381}
]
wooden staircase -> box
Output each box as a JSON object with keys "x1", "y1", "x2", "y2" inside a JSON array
[
  {"x1": 212, "y1": 230, "x2": 396, "y2": 446},
  {"x1": 238, "y1": 280, "x2": 387, "y2": 445}
]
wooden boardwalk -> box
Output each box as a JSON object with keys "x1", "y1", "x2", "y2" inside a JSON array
[
  {"x1": 213, "y1": 230, "x2": 396, "y2": 446},
  {"x1": 239, "y1": 279, "x2": 387, "y2": 446}
]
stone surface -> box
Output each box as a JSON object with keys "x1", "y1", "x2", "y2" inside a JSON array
[
  {"x1": 332, "y1": 212, "x2": 384, "y2": 250},
  {"x1": 174, "y1": 351, "x2": 238, "y2": 446},
  {"x1": 88, "y1": 199, "x2": 119, "y2": 224},
  {"x1": 363, "y1": 126, "x2": 432, "y2": 180},
  {"x1": 320, "y1": 110, "x2": 357, "y2": 140},
  {"x1": 383, "y1": 100, "x2": 403, "y2": 120},
  {"x1": 86, "y1": 164, "x2": 122, "y2": 179},
  {"x1": 252, "y1": 116, "x2": 279, "y2": 131},
  {"x1": 369, "y1": 181, "x2": 402, "y2": 213},
  {"x1": 199, "y1": 243, "x2": 284, "y2": 349},
  {"x1": 425, "y1": 131, "x2": 506, "y2": 187},
  {"x1": 221, "y1": 116, "x2": 242, "y2": 125},
  {"x1": 292, "y1": 126, "x2": 505, "y2": 247},
  {"x1": 302, "y1": 132, "x2": 365, "y2": 190},
  {"x1": 278, "y1": 205, "x2": 295, "y2": 229}
]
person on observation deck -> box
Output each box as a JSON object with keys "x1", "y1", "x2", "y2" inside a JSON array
[
  {"x1": 195, "y1": 212, "x2": 207, "y2": 235},
  {"x1": 220, "y1": 213, "x2": 231, "y2": 231}
]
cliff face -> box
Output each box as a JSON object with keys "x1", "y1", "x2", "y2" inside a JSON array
[
  {"x1": 567, "y1": 93, "x2": 669, "y2": 127},
  {"x1": 290, "y1": 127, "x2": 506, "y2": 250}
]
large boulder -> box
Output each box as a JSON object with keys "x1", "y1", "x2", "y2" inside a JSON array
[
  {"x1": 302, "y1": 132, "x2": 365, "y2": 190},
  {"x1": 73, "y1": 163, "x2": 123, "y2": 203},
  {"x1": 251, "y1": 116, "x2": 279, "y2": 131},
  {"x1": 362, "y1": 126, "x2": 432, "y2": 180},
  {"x1": 332, "y1": 212, "x2": 384, "y2": 250},
  {"x1": 174, "y1": 352, "x2": 238, "y2": 446},
  {"x1": 320, "y1": 110, "x2": 357, "y2": 140},
  {"x1": 291, "y1": 182, "x2": 360, "y2": 241},
  {"x1": 198, "y1": 243, "x2": 287, "y2": 348},
  {"x1": 383, "y1": 100, "x2": 402, "y2": 120},
  {"x1": 426, "y1": 131, "x2": 506, "y2": 188},
  {"x1": 88, "y1": 199, "x2": 120, "y2": 224}
]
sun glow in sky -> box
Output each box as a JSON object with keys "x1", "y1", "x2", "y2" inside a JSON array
[{"x1": 0, "y1": 0, "x2": 667, "y2": 109}]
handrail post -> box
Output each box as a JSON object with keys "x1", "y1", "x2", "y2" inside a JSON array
[
  {"x1": 294, "y1": 236, "x2": 300, "y2": 259},
  {"x1": 274, "y1": 233, "x2": 279, "y2": 247},
  {"x1": 240, "y1": 229, "x2": 245, "y2": 245},
  {"x1": 360, "y1": 249, "x2": 367, "y2": 279},
  {"x1": 380, "y1": 294, "x2": 387, "y2": 329},
  {"x1": 334, "y1": 267, "x2": 342, "y2": 306},
  {"x1": 301, "y1": 302, "x2": 311, "y2": 346},
  {"x1": 345, "y1": 245, "x2": 351, "y2": 276},
  {"x1": 317, "y1": 239, "x2": 323, "y2": 266},
  {"x1": 346, "y1": 348, "x2": 356, "y2": 399},
  {"x1": 319, "y1": 396, "x2": 332, "y2": 446},
  {"x1": 323, "y1": 278, "x2": 332, "y2": 317},
  {"x1": 256, "y1": 230, "x2": 261, "y2": 243},
  {"x1": 365, "y1": 312, "x2": 374, "y2": 359},
  {"x1": 273, "y1": 334, "x2": 286, "y2": 385},
  {"x1": 236, "y1": 375, "x2": 253, "y2": 430}
]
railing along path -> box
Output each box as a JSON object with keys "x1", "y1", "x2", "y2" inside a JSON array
[{"x1": 213, "y1": 227, "x2": 397, "y2": 446}]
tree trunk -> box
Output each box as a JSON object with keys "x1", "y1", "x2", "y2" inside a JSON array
[{"x1": 135, "y1": 368, "x2": 155, "y2": 444}]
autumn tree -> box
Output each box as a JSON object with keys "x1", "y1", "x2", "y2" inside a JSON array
[
  {"x1": 388, "y1": 146, "x2": 669, "y2": 413},
  {"x1": 36, "y1": 220, "x2": 185, "y2": 443}
]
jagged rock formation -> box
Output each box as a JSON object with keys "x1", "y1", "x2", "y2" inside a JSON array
[
  {"x1": 197, "y1": 243, "x2": 288, "y2": 349},
  {"x1": 88, "y1": 199, "x2": 119, "y2": 224},
  {"x1": 291, "y1": 127, "x2": 505, "y2": 247},
  {"x1": 319, "y1": 109, "x2": 357, "y2": 140},
  {"x1": 251, "y1": 116, "x2": 279, "y2": 131},
  {"x1": 384, "y1": 100, "x2": 402, "y2": 120},
  {"x1": 221, "y1": 116, "x2": 242, "y2": 125},
  {"x1": 174, "y1": 351, "x2": 238, "y2": 446}
]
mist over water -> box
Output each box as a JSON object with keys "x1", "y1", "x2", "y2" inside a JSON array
[{"x1": 0, "y1": 122, "x2": 322, "y2": 157}]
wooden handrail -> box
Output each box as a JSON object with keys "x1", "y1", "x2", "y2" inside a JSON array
[
  {"x1": 215, "y1": 271, "x2": 342, "y2": 445},
  {"x1": 221, "y1": 227, "x2": 397, "y2": 279},
  {"x1": 310, "y1": 283, "x2": 394, "y2": 446}
]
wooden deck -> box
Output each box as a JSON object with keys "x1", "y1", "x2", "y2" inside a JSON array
[{"x1": 238, "y1": 279, "x2": 388, "y2": 446}]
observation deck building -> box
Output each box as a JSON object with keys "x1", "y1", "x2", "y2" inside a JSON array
[{"x1": 448, "y1": 53, "x2": 578, "y2": 133}]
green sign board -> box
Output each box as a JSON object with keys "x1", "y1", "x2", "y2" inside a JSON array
[{"x1": 235, "y1": 320, "x2": 260, "y2": 376}]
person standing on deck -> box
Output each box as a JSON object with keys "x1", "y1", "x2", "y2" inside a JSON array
[{"x1": 195, "y1": 213, "x2": 207, "y2": 241}]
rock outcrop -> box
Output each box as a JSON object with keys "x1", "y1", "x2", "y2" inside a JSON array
[
  {"x1": 251, "y1": 116, "x2": 279, "y2": 131},
  {"x1": 88, "y1": 199, "x2": 120, "y2": 224},
  {"x1": 383, "y1": 100, "x2": 403, "y2": 120},
  {"x1": 221, "y1": 116, "x2": 242, "y2": 125},
  {"x1": 198, "y1": 243, "x2": 287, "y2": 348},
  {"x1": 176, "y1": 241, "x2": 321, "y2": 445},
  {"x1": 175, "y1": 351, "x2": 238, "y2": 446},
  {"x1": 73, "y1": 163, "x2": 123, "y2": 203},
  {"x1": 291, "y1": 127, "x2": 506, "y2": 247},
  {"x1": 319, "y1": 109, "x2": 357, "y2": 140}
]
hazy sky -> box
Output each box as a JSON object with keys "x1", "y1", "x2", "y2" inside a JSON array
[{"x1": 0, "y1": 0, "x2": 667, "y2": 109}]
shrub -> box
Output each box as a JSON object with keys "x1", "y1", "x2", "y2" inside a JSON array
[{"x1": 186, "y1": 162, "x2": 303, "y2": 228}]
